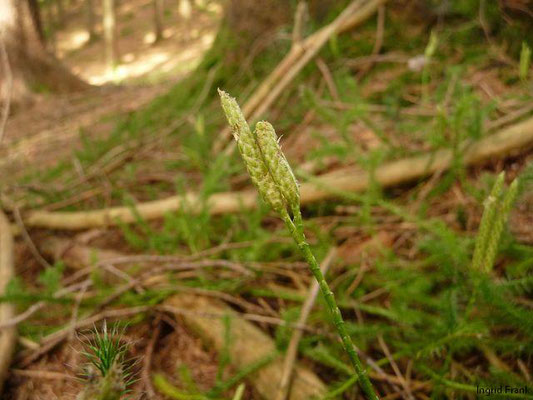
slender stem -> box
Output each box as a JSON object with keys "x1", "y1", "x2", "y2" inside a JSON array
[
  {"x1": 291, "y1": 203, "x2": 304, "y2": 233},
  {"x1": 281, "y1": 210, "x2": 379, "y2": 400}
]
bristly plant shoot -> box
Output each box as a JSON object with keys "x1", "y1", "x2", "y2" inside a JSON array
[
  {"x1": 77, "y1": 321, "x2": 132, "y2": 400},
  {"x1": 219, "y1": 90, "x2": 378, "y2": 400}
]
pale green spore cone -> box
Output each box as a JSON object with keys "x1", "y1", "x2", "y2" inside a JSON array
[
  {"x1": 218, "y1": 90, "x2": 285, "y2": 214},
  {"x1": 481, "y1": 178, "x2": 519, "y2": 272},
  {"x1": 218, "y1": 88, "x2": 249, "y2": 142},
  {"x1": 472, "y1": 172, "x2": 505, "y2": 271},
  {"x1": 255, "y1": 121, "x2": 300, "y2": 210}
]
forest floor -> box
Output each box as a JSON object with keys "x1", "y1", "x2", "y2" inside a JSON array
[
  {"x1": 2, "y1": 1, "x2": 226, "y2": 397},
  {"x1": 0, "y1": 0, "x2": 220, "y2": 184},
  {"x1": 1, "y1": 1, "x2": 533, "y2": 400}
]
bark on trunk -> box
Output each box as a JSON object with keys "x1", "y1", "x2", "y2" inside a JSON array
[
  {"x1": 224, "y1": 0, "x2": 291, "y2": 49},
  {"x1": 153, "y1": 0, "x2": 164, "y2": 43},
  {"x1": 0, "y1": 0, "x2": 89, "y2": 106},
  {"x1": 28, "y1": 0, "x2": 45, "y2": 44},
  {"x1": 86, "y1": 0, "x2": 96, "y2": 42},
  {"x1": 219, "y1": 0, "x2": 337, "y2": 63},
  {"x1": 44, "y1": 1, "x2": 57, "y2": 52},
  {"x1": 56, "y1": 0, "x2": 65, "y2": 27}
]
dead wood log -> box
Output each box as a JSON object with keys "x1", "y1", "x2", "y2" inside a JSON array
[
  {"x1": 21, "y1": 116, "x2": 533, "y2": 230},
  {"x1": 0, "y1": 210, "x2": 16, "y2": 394},
  {"x1": 165, "y1": 294, "x2": 326, "y2": 400}
]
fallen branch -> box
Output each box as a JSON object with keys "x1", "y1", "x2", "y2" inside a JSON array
[
  {"x1": 0, "y1": 210, "x2": 16, "y2": 393},
  {"x1": 21, "y1": 116, "x2": 533, "y2": 230}
]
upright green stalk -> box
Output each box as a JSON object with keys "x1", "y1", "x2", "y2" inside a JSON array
[
  {"x1": 281, "y1": 209, "x2": 376, "y2": 399},
  {"x1": 471, "y1": 173, "x2": 519, "y2": 273},
  {"x1": 471, "y1": 172, "x2": 505, "y2": 271},
  {"x1": 219, "y1": 90, "x2": 378, "y2": 400},
  {"x1": 467, "y1": 173, "x2": 519, "y2": 317}
]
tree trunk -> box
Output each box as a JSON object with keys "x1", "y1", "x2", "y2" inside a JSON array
[
  {"x1": 222, "y1": 0, "x2": 337, "y2": 48},
  {"x1": 86, "y1": 0, "x2": 96, "y2": 42},
  {"x1": 201, "y1": 0, "x2": 291, "y2": 70},
  {"x1": 217, "y1": 0, "x2": 336, "y2": 62},
  {"x1": 56, "y1": 0, "x2": 65, "y2": 27},
  {"x1": 103, "y1": 0, "x2": 118, "y2": 71},
  {"x1": 43, "y1": 1, "x2": 57, "y2": 52},
  {"x1": 224, "y1": 0, "x2": 291, "y2": 45},
  {"x1": 0, "y1": 0, "x2": 89, "y2": 106},
  {"x1": 28, "y1": 0, "x2": 45, "y2": 44},
  {"x1": 153, "y1": 0, "x2": 163, "y2": 43}
]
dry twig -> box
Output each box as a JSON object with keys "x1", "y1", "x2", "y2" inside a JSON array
[
  {"x1": 13, "y1": 205, "x2": 51, "y2": 268},
  {"x1": 378, "y1": 334, "x2": 414, "y2": 400},
  {"x1": 291, "y1": 1, "x2": 308, "y2": 49},
  {"x1": 316, "y1": 58, "x2": 340, "y2": 101},
  {"x1": 142, "y1": 316, "x2": 162, "y2": 398},
  {"x1": 10, "y1": 369, "x2": 75, "y2": 381},
  {"x1": 0, "y1": 279, "x2": 92, "y2": 330}
]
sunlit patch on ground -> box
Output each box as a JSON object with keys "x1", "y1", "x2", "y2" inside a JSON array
[
  {"x1": 0, "y1": 1, "x2": 221, "y2": 182},
  {"x1": 55, "y1": 29, "x2": 91, "y2": 54},
  {"x1": 54, "y1": 0, "x2": 221, "y2": 85}
]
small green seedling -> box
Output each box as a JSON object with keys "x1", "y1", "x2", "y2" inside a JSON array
[
  {"x1": 219, "y1": 90, "x2": 378, "y2": 400},
  {"x1": 77, "y1": 321, "x2": 132, "y2": 400}
]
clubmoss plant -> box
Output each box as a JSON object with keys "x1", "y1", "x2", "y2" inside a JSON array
[
  {"x1": 519, "y1": 41, "x2": 531, "y2": 81},
  {"x1": 77, "y1": 321, "x2": 131, "y2": 400},
  {"x1": 219, "y1": 90, "x2": 378, "y2": 400},
  {"x1": 472, "y1": 172, "x2": 519, "y2": 273}
]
